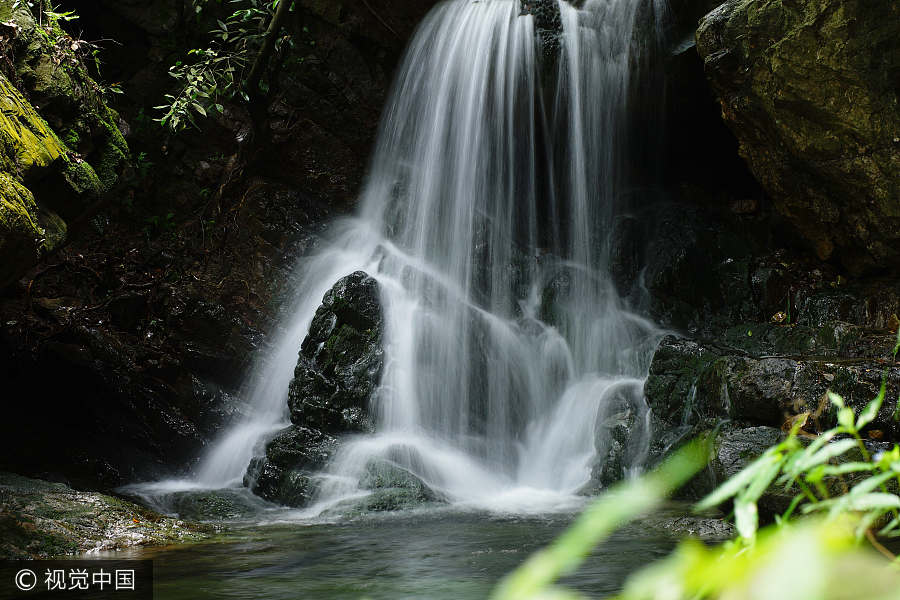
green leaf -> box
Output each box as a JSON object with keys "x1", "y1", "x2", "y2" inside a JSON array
[
  {"x1": 857, "y1": 374, "x2": 887, "y2": 429},
  {"x1": 828, "y1": 392, "x2": 845, "y2": 409},
  {"x1": 819, "y1": 462, "x2": 876, "y2": 476},
  {"x1": 697, "y1": 450, "x2": 781, "y2": 511},
  {"x1": 879, "y1": 516, "x2": 900, "y2": 536},
  {"x1": 805, "y1": 465, "x2": 827, "y2": 484},
  {"x1": 740, "y1": 454, "x2": 785, "y2": 503},
  {"x1": 846, "y1": 493, "x2": 900, "y2": 511},
  {"x1": 848, "y1": 471, "x2": 896, "y2": 497},
  {"x1": 837, "y1": 407, "x2": 855, "y2": 430},
  {"x1": 794, "y1": 439, "x2": 858, "y2": 472},
  {"x1": 734, "y1": 499, "x2": 758, "y2": 540}
]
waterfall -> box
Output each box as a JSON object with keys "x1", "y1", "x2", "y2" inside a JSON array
[{"x1": 163, "y1": 0, "x2": 668, "y2": 511}]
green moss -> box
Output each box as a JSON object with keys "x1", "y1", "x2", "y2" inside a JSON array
[
  {"x1": 61, "y1": 156, "x2": 102, "y2": 196},
  {"x1": 0, "y1": 513, "x2": 77, "y2": 559},
  {"x1": 0, "y1": 73, "x2": 68, "y2": 176},
  {"x1": 0, "y1": 1, "x2": 127, "y2": 191},
  {"x1": 92, "y1": 122, "x2": 128, "y2": 190},
  {"x1": 0, "y1": 171, "x2": 44, "y2": 286}
]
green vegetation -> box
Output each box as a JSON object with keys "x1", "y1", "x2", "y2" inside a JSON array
[
  {"x1": 156, "y1": 0, "x2": 295, "y2": 131},
  {"x1": 493, "y1": 328, "x2": 900, "y2": 600}
]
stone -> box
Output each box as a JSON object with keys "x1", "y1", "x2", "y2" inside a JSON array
[
  {"x1": 646, "y1": 335, "x2": 900, "y2": 439},
  {"x1": 245, "y1": 426, "x2": 337, "y2": 507},
  {"x1": 696, "y1": 0, "x2": 900, "y2": 275},
  {"x1": 287, "y1": 271, "x2": 383, "y2": 434},
  {"x1": 0, "y1": 472, "x2": 212, "y2": 559}
]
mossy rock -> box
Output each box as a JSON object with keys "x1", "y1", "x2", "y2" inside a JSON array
[
  {"x1": 288, "y1": 271, "x2": 383, "y2": 433},
  {"x1": 0, "y1": 0, "x2": 127, "y2": 194},
  {"x1": 0, "y1": 73, "x2": 68, "y2": 176},
  {"x1": 0, "y1": 472, "x2": 214, "y2": 558},
  {"x1": 0, "y1": 172, "x2": 44, "y2": 287},
  {"x1": 697, "y1": 0, "x2": 900, "y2": 275},
  {"x1": 0, "y1": 0, "x2": 128, "y2": 289},
  {"x1": 245, "y1": 426, "x2": 338, "y2": 507}
]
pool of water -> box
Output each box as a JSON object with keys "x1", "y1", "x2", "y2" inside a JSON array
[{"x1": 115, "y1": 509, "x2": 677, "y2": 599}]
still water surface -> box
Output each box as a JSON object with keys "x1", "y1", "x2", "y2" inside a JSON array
[{"x1": 122, "y1": 510, "x2": 675, "y2": 599}]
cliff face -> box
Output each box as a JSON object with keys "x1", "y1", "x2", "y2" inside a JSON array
[
  {"x1": 0, "y1": 0, "x2": 438, "y2": 489},
  {"x1": 696, "y1": 0, "x2": 900, "y2": 275},
  {"x1": 0, "y1": 2, "x2": 127, "y2": 288},
  {"x1": 642, "y1": 0, "x2": 900, "y2": 508}
]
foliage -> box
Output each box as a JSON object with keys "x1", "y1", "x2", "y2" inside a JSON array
[
  {"x1": 695, "y1": 327, "x2": 900, "y2": 546},
  {"x1": 155, "y1": 0, "x2": 294, "y2": 131},
  {"x1": 615, "y1": 519, "x2": 900, "y2": 600},
  {"x1": 492, "y1": 328, "x2": 900, "y2": 600}
]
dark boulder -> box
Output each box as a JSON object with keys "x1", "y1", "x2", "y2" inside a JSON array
[
  {"x1": 696, "y1": 0, "x2": 900, "y2": 275},
  {"x1": 520, "y1": 0, "x2": 562, "y2": 60},
  {"x1": 248, "y1": 271, "x2": 385, "y2": 507},
  {"x1": 590, "y1": 393, "x2": 650, "y2": 489},
  {"x1": 287, "y1": 271, "x2": 383, "y2": 433},
  {"x1": 244, "y1": 426, "x2": 337, "y2": 507}
]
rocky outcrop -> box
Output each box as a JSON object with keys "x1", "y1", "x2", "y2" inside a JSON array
[
  {"x1": 637, "y1": 194, "x2": 900, "y2": 338},
  {"x1": 245, "y1": 426, "x2": 337, "y2": 507},
  {"x1": 0, "y1": 472, "x2": 212, "y2": 559},
  {"x1": 521, "y1": 0, "x2": 562, "y2": 59},
  {"x1": 0, "y1": 1, "x2": 127, "y2": 288},
  {"x1": 696, "y1": 0, "x2": 900, "y2": 275},
  {"x1": 248, "y1": 272, "x2": 384, "y2": 506},
  {"x1": 647, "y1": 331, "x2": 899, "y2": 438}
]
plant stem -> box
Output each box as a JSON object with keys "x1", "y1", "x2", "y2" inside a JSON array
[{"x1": 244, "y1": 0, "x2": 291, "y2": 98}]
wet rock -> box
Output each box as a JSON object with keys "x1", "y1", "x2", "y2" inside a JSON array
[
  {"x1": 250, "y1": 272, "x2": 384, "y2": 507},
  {"x1": 646, "y1": 335, "x2": 900, "y2": 438},
  {"x1": 353, "y1": 487, "x2": 431, "y2": 513},
  {"x1": 704, "y1": 426, "x2": 794, "y2": 514},
  {"x1": 520, "y1": 0, "x2": 562, "y2": 60},
  {"x1": 712, "y1": 426, "x2": 785, "y2": 482},
  {"x1": 358, "y1": 461, "x2": 435, "y2": 510},
  {"x1": 0, "y1": 472, "x2": 213, "y2": 559},
  {"x1": 163, "y1": 489, "x2": 271, "y2": 521},
  {"x1": 608, "y1": 215, "x2": 643, "y2": 295},
  {"x1": 245, "y1": 426, "x2": 337, "y2": 508},
  {"x1": 288, "y1": 271, "x2": 383, "y2": 434},
  {"x1": 696, "y1": 0, "x2": 900, "y2": 275},
  {"x1": 645, "y1": 512, "x2": 736, "y2": 541},
  {"x1": 640, "y1": 201, "x2": 771, "y2": 335},
  {"x1": 591, "y1": 395, "x2": 648, "y2": 489},
  {"x1": 645, "y1": 337, "x2": 726, "y2": 425}
]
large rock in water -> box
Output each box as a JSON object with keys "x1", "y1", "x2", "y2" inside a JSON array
[
  {"x1": 245, "y1": 426, "x2": 337, "y2": 507},
  {"x1": 696, "y1": 0, "x2": 900, "y2": 275},
  {"x1": 248, "y1": 272, "x2": 384, "y2": 506},
  {"x1": 288, "y1": 271, "x2": 383, "y2": 433}
]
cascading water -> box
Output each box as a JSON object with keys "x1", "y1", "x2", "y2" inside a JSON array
[{"x1": 140, "y1": 0, "x2": 669, "y2": 513}]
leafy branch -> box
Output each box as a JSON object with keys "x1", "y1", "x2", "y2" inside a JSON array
[{"x1": 155, "y1": 0, "x2": 295, "y2": 132}]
